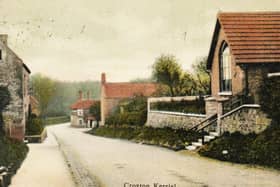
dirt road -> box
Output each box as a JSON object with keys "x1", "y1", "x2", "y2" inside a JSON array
[{"x1": 49, "y1": 123, "x2": 280, "y2": 187}]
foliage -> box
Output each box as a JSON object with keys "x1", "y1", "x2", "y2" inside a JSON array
[
  {"x1": 0, "y1": 132, "x2": 28, "y2": 168},
  {"x1": 151, "y1": 97, "x2": 205, "y2": 114},
  {"x1": 191, "y1": 57, "x2": 210, "y2": 95},
  {"x1": 26, "y1": 114, "x2": 44, "y2": 135},
  {"x1": 31, "y1": 74, "x2": 56, "y2": 117},
  {"x1": 31, "y1": 74, "x2": 100, "y2": 117},
  {"x1": 152, "y1": 54, "x2": 183, "y2": 96},
  {"x1": 88, "y1": 126, "x2": 203, "y2": 151},
  {"x1": 199, "y1": 124, "x2": 280, "y2": 169},
  {"x1": 259, "y1": 76, "x2": 280, "y2": 123},
  {"x1": 0, "y1": 86, "x2": 10, "y2": 131},
  {"x1": 105, "y1": 95, "x2": 147, "y2": 126},
  {"x1": 152, "y1": 55, "x2": 210, "y2": 97},
  {"x1": 0, "y1": 86, "x2": 10, "y2": 110},
  {"x1": 89, "y1": 101, "x2": 101, "y2": 126}
]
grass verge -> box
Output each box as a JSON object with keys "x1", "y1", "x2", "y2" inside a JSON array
[
  {"x1": 88, "y1": 126, "x2": 204, "y2": 151},
  {"x1": 199, "y1": 123, "x2": 280, "y2": 170}
]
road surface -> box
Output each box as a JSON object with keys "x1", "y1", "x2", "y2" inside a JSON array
[
  {"x1": 49, "y1": 123, "x2": 280, "y2": 187},
  {"x1": 11, "y1": 128, "x2": 75, "y2": 187}
]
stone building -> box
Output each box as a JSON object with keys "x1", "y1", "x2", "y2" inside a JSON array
[
  {"x1": 0, "y1": 34, "x2": 31, "y2": 141},
  {"x1": 100, "y1": 73, "x2": 157, "y2": 125},
  {"x1": 70, "y1": 91, "x2": 99, "y2": 127},
  {"x1": 205, "y1": 12, "x2": 280, "y2": 134}
]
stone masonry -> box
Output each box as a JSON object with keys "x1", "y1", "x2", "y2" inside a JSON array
[
  {"x1": 220, "y1": 105, "x2": 271, "y2": 135},
  {"x1": 0, "y1": 34, "x2": 30, "y2": 141},
  {"x1": 146, "y1": 111, "x2": 206, "y2": 130}
]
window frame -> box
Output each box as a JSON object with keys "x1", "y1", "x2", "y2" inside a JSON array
[{"x1": 219, "y1": 41, "x2": 232, "y2": 93}]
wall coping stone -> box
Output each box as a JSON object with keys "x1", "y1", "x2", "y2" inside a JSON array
[
  {"x1": 221, "y1": 104, "x2": 261, "y2": 119},
  {"x1": 149, "y1": 110, "x2": 206, "y2": 118},
  {"x1": 148, "y1": 96, "x2": 199, "y2": 103}
]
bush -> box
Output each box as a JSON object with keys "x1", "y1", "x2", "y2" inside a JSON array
[
  {"x1": 150, "y1": 97, "x2": 205, "y2": 114},
  {"x1": 26, "y1": 116, "x2": 44, "y2": 135},
  {"x1": 106, "y1": 95, "x2": 148, "y2": 126},
  {"x1": 199, "y1": 125, "x2": 280, "y2": 169},
  {"x1": 259, "y1": 76, "x2": 280, "y2": 123},
  {"x1": 0, "y1": 132, "x2": 28, "y2": 168}
]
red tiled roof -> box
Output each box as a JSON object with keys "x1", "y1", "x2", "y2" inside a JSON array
[
  {"x1": 103, "y1": 82, "x2": 157, "y2": 98},
  {"x1": 70, "y1": 99, "x2": 98, "y2": 110},
  {"x1": 207, "y1": 12, "x2": 280, "y2": 68}
]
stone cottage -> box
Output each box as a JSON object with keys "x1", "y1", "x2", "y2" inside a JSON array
[
  {"x1": 100, "y1": 73, "x2": 157, "y2": 125},
  {"x1": 70, "y1": 91, "x2": 99, "y2": 127},
  {"x1": 205, "y1": 12, "x2": 280, "y2": 134},
  {"x1": 0, "y1": 34, "x2": 31, "y2": 141}
]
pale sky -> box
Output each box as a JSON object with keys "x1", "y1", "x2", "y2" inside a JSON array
[{"x1": 0, "y1": 0, "x2": 279, "y2": 82}]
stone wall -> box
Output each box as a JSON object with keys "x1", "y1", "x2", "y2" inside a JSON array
[
  {"x1": 145, "y1": 110, "x2": 206, "y2": 130},
  {"x1": 220, "y1": 105, "x2": 271, "y2": 134},
  {"x1": 0, "y1": 35, "x2": 29, "y2": 141}
]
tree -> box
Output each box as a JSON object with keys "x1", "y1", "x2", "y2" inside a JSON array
[
  {"x1": 192, "y1": 57, "x2": 210, "y2": 95},
  {"x1": 152, "y1": 55, "x2": 183, "y2": 96},
  {"x1": 176, "y1": 72, "x2": 197, "y2": 96},
  {"x1": 89, "y1": 101, "x2": 101, "y2": 127},
  {"x1": 31, "y1": 74, "x2": 56, "y2": 117}
]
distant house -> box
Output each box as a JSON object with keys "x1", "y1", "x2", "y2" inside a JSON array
[
  {"x1": 70, "y1": 91, "x2": 99, "y2": 128},
  {"x1": 100, "y1": 73, "x2": 157, "y2": 125},
  {"x1": 0, "y1": 34, "x2": 31, "y2": 141}
]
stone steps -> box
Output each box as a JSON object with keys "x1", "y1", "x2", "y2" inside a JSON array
[{"x1": 186, "y1": 131, "x2": 219, "y2": 151}]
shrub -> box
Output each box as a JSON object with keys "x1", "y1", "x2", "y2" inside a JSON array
[
  {"x1": 199, "y1": 125, "x2": 280, "y2": 169},
  {"x1": 26, "y1": 115, "x2": 44, "y2": 135},
  {"x1": 259, "y1": 76, "x2": 280, "y2": 123},
  {"x1": 0, "y1": 132, "x2": 28, "y2": 168},
  {"x1": 150, "y1": 97, "x2": 205, "y2": 114},
  {"x1": 106, "y1": 95, "x2": 148, "y2": 126}
]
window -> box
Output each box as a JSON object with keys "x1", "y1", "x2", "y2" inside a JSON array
[{"x1": 219, "y1": 42, "x2": 232, "y2": 92}]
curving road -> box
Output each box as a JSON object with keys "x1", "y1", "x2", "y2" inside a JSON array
[{"x1": 49, "y1": 123, "x2": 280, "y2": 187}]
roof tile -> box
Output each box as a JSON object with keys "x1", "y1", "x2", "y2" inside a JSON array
[{"x1": 217, "y1": 12, "x2": 280, "y2": 64}]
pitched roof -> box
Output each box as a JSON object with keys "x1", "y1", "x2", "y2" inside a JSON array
[
  {"x1": 103, "y1": 82, "x2": 157, "y2": 98},
  {"x1": 70, "y1": 99, "x2": 98, "y2": 110},
  {"x1": 207, "y1": 12, "x2": 280, "y2": 69}
]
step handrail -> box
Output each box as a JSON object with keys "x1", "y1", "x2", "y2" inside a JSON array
[
  {"x1": 188, "y1": 113, "x2": 217, "y2": 132},
  {"x1": 197, "y1": 117, "x2": 217, "y2": 132}
]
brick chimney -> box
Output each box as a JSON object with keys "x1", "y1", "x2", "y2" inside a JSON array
[
  {"x1": 0, "y1": 34, "x2": 8, "y2": 45},
  {"x1": 79, "y1": 90, "x2": 83, "y2": 100},
  {"x1": 101, "y1": 73, "x2": 106, "y2": 84}
]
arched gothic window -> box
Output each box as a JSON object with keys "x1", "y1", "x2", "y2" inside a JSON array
[{"x1": 219, "y1": 42, "x2": 232, "y2": 92}]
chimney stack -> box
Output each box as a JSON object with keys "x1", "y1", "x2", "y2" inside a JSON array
[
  {"x1": 101, "y1": 73, "x2": 106, "y2": 84},
  {"x1": 79, "y1": 90, "x2": 83, "y2": 100},
  {"x1": 0, "y1": 34, "x2": 8, "y2": 45}
]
